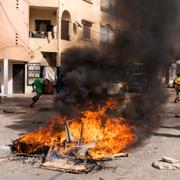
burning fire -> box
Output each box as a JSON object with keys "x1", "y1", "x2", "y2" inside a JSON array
[{"x1": 15, "y1": 99, "x2": 136, "y2": 160}]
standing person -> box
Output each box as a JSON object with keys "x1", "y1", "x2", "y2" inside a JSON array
[
  {"x1": 30, "y1": 73, "x2": 44, "y2": 107},
  {"x1": 173, "y1": 74, "x2": 180, "y2": 103}
]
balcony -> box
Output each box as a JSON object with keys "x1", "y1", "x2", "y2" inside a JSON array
[
  {"x1": 29, "y1": 7, "x2": 58, "y2": 53},
  {"x1": 29, "y1": 0, "x2": 59, "y2": 8},
  {"x1": 29, "y1": 36, "x2": 58, "y2": 53}
]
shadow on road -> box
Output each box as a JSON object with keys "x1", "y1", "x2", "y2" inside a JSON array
[
  {"x1": 160, "y1": 125, "x2": 180, "y2": 130},
  {"x1": 1, "y1": 95, "x2": 57, "y2": 133},
  {"x1": 152, "y1": 132, "x2": 180, "y2": 138}
]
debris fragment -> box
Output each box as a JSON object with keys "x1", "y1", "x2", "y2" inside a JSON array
[
  {"x1": 152, "y1": 157, "x2": 180, "y2": 170},
  {"x1": 152, "y1": 161, "x2": 180, "y2": 170},
  {"x1": 40, "y1": 159, "x2": 89, "y2": 173},
  {"x1": 101, "y1": 153, "x2": 128, "y2": 161},
  {"x1": 2, "y1": 108, "x2": 27, "y2": 114},
  {"x1": 0, "y1": 145, "x2": 11, "y2": 157},
  {"x1": 162, "y1": 156, "x2": 179, "y2": 164}
]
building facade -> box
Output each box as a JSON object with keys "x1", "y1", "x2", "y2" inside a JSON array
[{"x1": 0, "y1": 0, "x2": 116, "y2": 95}]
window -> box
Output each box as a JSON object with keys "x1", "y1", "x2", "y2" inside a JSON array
[
  {"x1": 30, "y1": 20, "x2": 52, "y2": 38},
  {"x1": 100, "y1": 24, "x2": 114, "y2": 46},
  {"x1": 101, "y1": 26, "x2": 108, "y2": 43},
  {"x1": 61, "y1": 10, "x2": 71, "y2": 41},
  {"x1": 82, "y1": 20, "x2": 92, "y2": 40},
  {"x1": 61, "y1": 20, "x2": 70, "y2": 40}
]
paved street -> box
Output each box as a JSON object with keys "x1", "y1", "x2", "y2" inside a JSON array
[{"x1": 0, "y1": 91, "x2": 180, "y2": 180}]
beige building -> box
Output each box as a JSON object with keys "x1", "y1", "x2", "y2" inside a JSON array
[{"x1": 0, "y1": 0, "x2": 116, "y2": 95}]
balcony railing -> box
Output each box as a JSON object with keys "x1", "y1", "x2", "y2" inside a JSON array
[
  {"x1": 29, "y1": 33, "x2": 58, "y2": 53},
  {"x1": 29, "y1": 31, "x2": 57, "y2": 39}
]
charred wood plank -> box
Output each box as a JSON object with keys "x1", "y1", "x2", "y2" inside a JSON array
[
  {"x1": 15, "y1": 153, "x2": 44, "y2": 158},
  {"x1": 40, "y1": 159, "x2": 89, "y2": 173},
  {"x1": 100, "y1": 153, "x2": 128, "y2": 161}
]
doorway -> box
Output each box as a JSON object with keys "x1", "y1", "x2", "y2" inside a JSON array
[{"x1": 13, "y1": 64, "x2": 25, "y2": 94}]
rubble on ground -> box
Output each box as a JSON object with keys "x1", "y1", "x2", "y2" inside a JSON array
[{"x1": 152, "y1": 157, "x2": 180, "y2": 170}]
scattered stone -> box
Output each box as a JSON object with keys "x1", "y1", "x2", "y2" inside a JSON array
[
  {"x1": 162, "y1": 157, "x2": 179, "y2": 164},
  {"x1": 0, "y1": 145, "x2": 11, "y2": 157},
  {"x1": 152, "y1": 157, "x2": 180, "y2": 170},
  {"x1": 152, "y1": 161, "x2": 180, "y2": 170}
]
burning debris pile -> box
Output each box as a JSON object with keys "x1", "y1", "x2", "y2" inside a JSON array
[{"x1": 12, "y1": 99, "x2": 135, "y2": 172}]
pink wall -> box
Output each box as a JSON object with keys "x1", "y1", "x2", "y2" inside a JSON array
[{"x1": 0, "y1": 0, "x2": 29, "y2": 61}]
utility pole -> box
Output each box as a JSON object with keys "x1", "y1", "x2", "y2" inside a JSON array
[{"x1": 56, "y1": 1, "x2": 62, "y2": 93}]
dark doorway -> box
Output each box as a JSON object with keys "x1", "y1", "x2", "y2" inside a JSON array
[{"x1": 13, "y1": 64, "x2": 25, "y2": 94}]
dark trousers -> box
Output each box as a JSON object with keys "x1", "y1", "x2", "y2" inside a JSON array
[{"x1": 30, "y1": 93, "x2": 42, "y2": 107}]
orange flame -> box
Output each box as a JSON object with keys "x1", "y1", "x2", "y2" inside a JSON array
[{"x1": 16, "y1": 99, "x2": 136, "y2": 159}]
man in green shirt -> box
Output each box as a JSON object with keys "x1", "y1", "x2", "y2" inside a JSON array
[{"x1": 30, "y1": 73, "x2": 44, "y2": 107}]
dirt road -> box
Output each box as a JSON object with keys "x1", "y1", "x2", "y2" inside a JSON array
[{"x1": 0, "y1": 92, "x2": 180, "y2": 180}]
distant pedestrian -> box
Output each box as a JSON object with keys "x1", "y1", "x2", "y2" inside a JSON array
[
  {"x1": 30, "y1": 73, "x2": 44, "y2": 107},
  {"x1": 173, "y1": 74, "x2": 180, "y2": 103}
]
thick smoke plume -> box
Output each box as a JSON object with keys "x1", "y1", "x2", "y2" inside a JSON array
[{"x1": 55, "y1": 0, "x2": 178, "y2": 139}]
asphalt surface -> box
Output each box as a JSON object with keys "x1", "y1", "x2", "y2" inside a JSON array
[{"x1": 0, "y1": 91, "x2": 180, "y2": 180}]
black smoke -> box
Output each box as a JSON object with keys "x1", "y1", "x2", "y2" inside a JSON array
[
  {"x1": 114, "y1": 0, "x2": 177, "y2": 75},
  {"x1": 112, "y1": 0, "x2": 178, "y2": 133},
  {"x1": 55, "y1": 0, "x2": 178, "y2": 139}
]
